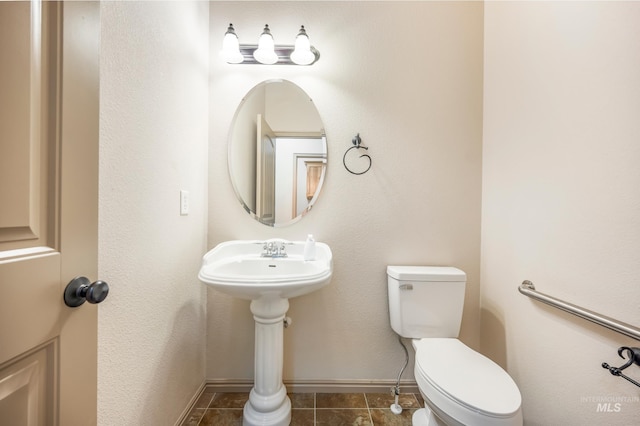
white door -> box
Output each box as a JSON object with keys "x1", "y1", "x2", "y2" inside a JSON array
[
  {"x1": 256, "y1": 114, "x2": 276, "y2": 225},
  {"x1": 0, "y1": 1, "x2": 100, "y2": 425}
]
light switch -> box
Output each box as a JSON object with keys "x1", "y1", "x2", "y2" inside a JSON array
[{"x1": 180, "y1": 190, "x2": 189, "y2": 215}]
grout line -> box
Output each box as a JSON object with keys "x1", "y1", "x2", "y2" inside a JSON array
[
  {"x1": 202, "y1": 408, "x2": 245, "y2": 410},
  {"x1": 190, "y1": 409, "x2": 203, "y2": 426},
  {"x1": 364, "y1": 392, "x2": 373, "y2": 425},
  {"x1": 194, "y1": 391, "x2": 216, "y2": 426},
  {"x1": 205, "y1": 391, "x2": 216, "y2": 409}
]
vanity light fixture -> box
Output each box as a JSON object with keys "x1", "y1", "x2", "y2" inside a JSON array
[
  {"x1": 253, "y1": 25, "x2": 278, "y2": 65},
  {"x1": 221, "y1": 23, "x2": 244, "y2": 64},
  {"x1": 290, "y1": 26, "x2": 316, "y2": 65},
  {"x1": 221, "y1": 23, "x2": 320, "y2": 65}
]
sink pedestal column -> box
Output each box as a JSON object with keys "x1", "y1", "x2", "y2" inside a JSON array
[{"x1": 243, "y1": 296, "x2": 291, "y2": 426}]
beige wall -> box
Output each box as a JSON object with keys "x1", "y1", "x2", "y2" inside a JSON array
[
  {"x1": 98, "y1": 1, "x2": 210, "y2": 425},
  {"x1": 95, "y1": 1, "x2": 640, "y2": 424},
  {"x1": 482, "y1": 1, "x2": 640, "y2": 424},
  {"x1": 207, "y1": 1, "x2": 483, "y2": 384}
]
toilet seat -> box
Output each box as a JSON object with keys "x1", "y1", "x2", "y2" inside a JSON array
[{"x1": 413, "y1": 338, "x2": 522, "y2": 425}]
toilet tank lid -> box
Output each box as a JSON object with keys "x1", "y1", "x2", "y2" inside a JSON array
[{"x1": 387, "y1": 266, "x2": 466, "y2": 282}]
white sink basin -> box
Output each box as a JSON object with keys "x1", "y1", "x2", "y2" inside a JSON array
[{"x1": 198, "y1": 239, "x2": 332, "y2": 300}]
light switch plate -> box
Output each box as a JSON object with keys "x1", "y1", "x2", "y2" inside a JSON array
[{"x1": 180, "y1": 190, "x2": 189, "y2": 215}]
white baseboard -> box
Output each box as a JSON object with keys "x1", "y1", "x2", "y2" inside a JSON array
[
  {"x1": 204, "y1": 378, "x2": 419, "y2": 394},
  {"x1": 173, "y1": 380, "x2": 207, "y2": 426}
]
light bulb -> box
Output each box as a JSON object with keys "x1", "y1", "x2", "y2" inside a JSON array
[
  {"x1": 290, "y1": 25, "x2": 316, "y2": 65},
  {"x1": 221, "y1": 23, "x2": 243, "y2": 64},
  {"x1": 253, "y1": 24, "x2": 278, "y2": 65}
]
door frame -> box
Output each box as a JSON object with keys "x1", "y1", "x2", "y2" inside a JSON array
[{"x1": 57, "y1": 2, "x2": 100, "y2": 425}]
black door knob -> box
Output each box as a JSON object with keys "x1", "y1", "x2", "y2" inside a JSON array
[{"x1": 64, "y1": 276, "x2": 109, "y2": 307}]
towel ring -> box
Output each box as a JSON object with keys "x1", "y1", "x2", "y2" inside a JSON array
[{"x1": 343, "y1": 133, "x2": 372, "y2": 175}]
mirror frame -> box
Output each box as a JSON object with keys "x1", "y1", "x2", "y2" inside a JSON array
[{"x1": 227, "y1": 79, "x2": 327, "y2": 227}]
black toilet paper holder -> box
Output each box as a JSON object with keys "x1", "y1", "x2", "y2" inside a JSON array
[{"x1": 602, "y1": 346, "x2": 640, "y2": 388}]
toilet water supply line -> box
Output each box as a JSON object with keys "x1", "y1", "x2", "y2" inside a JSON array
[{"x1": 391, "y1": 335, "x2": 410, "y2": 415}]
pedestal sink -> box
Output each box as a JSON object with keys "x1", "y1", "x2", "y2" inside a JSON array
[{"x1": 198, "y1": 239, "x2": 333, "y2": 426}]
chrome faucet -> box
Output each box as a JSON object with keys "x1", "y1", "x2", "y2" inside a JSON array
[{"x1": 261, "y1": 241, "x2": 288, "y2": 258}]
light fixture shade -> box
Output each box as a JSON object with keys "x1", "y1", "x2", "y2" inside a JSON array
[
  {"x1": 290, "y1": 25, "x2": 316, "y2": 65},
  {"x1": 221, "y1": 23, "x2": 243, "y2": 64},
  {"x1": 253, "y1": 24, "x2": 278, "y2": 65}
]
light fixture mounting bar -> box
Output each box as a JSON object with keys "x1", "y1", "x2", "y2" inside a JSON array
[{"x1": 236, "y1": 45, "x2": 320, "y2": 65}]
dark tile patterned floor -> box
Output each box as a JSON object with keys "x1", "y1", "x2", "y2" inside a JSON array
[{"x1": 181, "y1": 388, "x2": 424, "y2": 425}]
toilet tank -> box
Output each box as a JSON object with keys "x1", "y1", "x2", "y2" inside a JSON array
[{"x1": 387, "y1": 266, "x2": 466, "y2": 339}]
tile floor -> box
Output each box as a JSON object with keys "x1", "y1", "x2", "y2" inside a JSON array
[{"x1": 181, "y1": 389, "x2": 424, "y2": 425}]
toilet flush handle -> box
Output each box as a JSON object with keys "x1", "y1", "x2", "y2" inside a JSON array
[{"x1": 399, "y1": 283, "x2": 413, "y2": 290}]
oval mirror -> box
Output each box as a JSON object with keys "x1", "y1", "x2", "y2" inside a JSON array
[{"x1": 228, "y1": 80, "x2": 327, "y2": 227}]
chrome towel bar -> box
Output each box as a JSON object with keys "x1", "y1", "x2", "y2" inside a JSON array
[{"x1": 519, "y1": 280, "x2": 640, "y2": 341}]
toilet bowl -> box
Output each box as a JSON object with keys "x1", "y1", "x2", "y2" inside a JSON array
[
  {"x1": 412, "y1": 338, "x2": 522, "y2": 426},
  {"x1": 387, "y1": 266, "x2": 523, "y2": 426}
]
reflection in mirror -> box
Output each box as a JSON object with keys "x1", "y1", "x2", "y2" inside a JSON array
[{"x1": 228, "y1": 80, "x2": 327, "y2": 227}]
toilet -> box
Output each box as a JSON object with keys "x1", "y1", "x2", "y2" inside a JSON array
[{"x1": 387, "y1": 266, "x2": 523, "y2": 426}]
